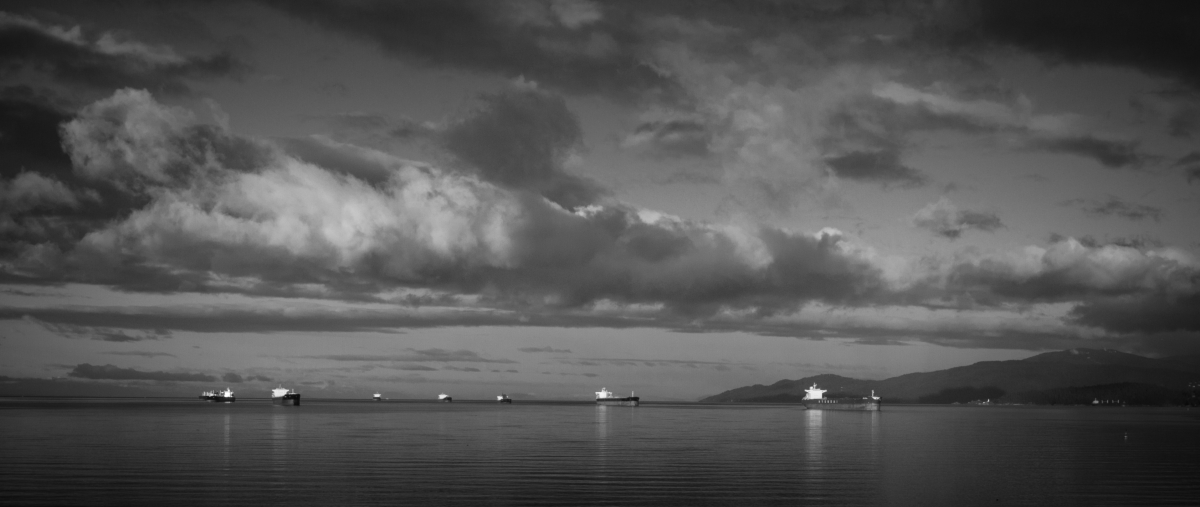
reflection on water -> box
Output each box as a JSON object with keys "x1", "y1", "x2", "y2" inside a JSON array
[{"x1": 1, "y1": 401, "x2": 1198, "y2": 506}]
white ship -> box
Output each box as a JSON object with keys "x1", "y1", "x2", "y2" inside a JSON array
[
  {"x1": 595, "y1": 387, "x2": 639, "y2": 407},
  {"x1": 438, "y1": 393, "x2": 452, "y2": 402},
  {"x1": 271, "y1": 385, "x2": 300, "y2": 405},
  {"x1": 373, "y1": 392, "x2": 382, "y2": 401},
  {"x1": 497, "y1": 393, "x2": 512, "y2": 403},
  {"x1": 200, "y1": 388, "x2": 235, "y2": 403}
]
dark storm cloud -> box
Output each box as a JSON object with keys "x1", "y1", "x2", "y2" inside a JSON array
[
  {"x1": 68, "y1": 363, "x2": 215, "y2": 382},
  {"x1": 1062, "y1": 196, "x2": 1163, "y2": 222},
  {"x1": 263, "y1": 0, "x2": 675, "y2": 102},
  {"x1": 960, "y1": 0, "x2": 1200, "y2": 89},
  {"x1": 442, "y1": 85, "x2": 606, "y2": 209},
  {"x1": 0, "y1": 11, "x2": 243, "y2": 96},
  {"x1": 910, "y1": 197, "x2": 1003, "y2": 239},
  {"x1": 222, "y1": 372, "x2": 243, "y2": 383},
  {"x1": 823, "y1": 149, "x2": 928, "y2": 187},
  {"x1": 519, "y1": 346, "x2": 572, "y2": 353}
]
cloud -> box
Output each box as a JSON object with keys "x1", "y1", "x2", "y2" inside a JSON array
[
  {"x1": 940, "y1": 236, "x2": 1199, "y2": 305},
  {"x1": 4, "y1": 89, "x2": 901, "y2": 319},
  {"x1": 68, "y1": 363, "x2": 215, "y2": 382},
  {"x1": 1029, "y1": 137, "x2": 1149, "y2": 169},
  {"x1": 222, "y1": 372, "x2": 244, "y2": 383},
  {"x1": 622, "y1": 110, "x2": 711, "y2": 158},
  {"x1": 442, "y1": 83, "x2": 606, "y2": 209},
  {"x1": 310, "y1": 348, "x2": 517, "y2": 364},
  {"x1": 872, "y1": 82, "x2": 1153, "y2": 169},
  {"x1": 1175, "y1": 152, "x2": 1200, "y2": 184},
  {"x1": 265, "y1": 0, "x2": 675, "y2": 102},
  {"x1": 102, "y1": 351, "x2": 176, "y2": 358},
  {"x1": 441, "y1": 366, "x2": 481, "y2": 372},
  {"x1": 519, "y1": 346, "x2": 572, "y2": 353},
  {"x1": 823, "y1": 149, "x2": 927, "y2": 187},
  {"x1": 24, "y1": 315, "x2": 172, "y2": 342},
  {"x1": 911, "y1": 197, "x2": 1003, "y2": 239},
  {"x1": 0, "y1": 11, "x2": 242, "y2": 95},
  {"x1": 397, "y1": 365, "x2": 438, "y2": 371},
  {"x1": 955, "y1": 0, "x2": 1200, "y2": 89},
  {"x1": 246, "y1": 375, "x2": 272, "y2": 382},
  {"x1": 1062, "y1": 196, "x2": 1163, "y2": 222}
]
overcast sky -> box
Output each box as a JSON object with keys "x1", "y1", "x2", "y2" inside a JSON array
[{"x1": 1, "y1": 0, "x2": 1198, "y2": 400}]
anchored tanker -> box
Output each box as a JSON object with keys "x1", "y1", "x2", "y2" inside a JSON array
[
  {"x1": 271, "y1": 386, "x2": 300, "y2": 406},
  {"x1": 595, "y1": 387, "x2": 639, "y2": 407},
  {"x1": 497, "y1": 394, "x2": 512, "y2": 403},
  {"x1": 438, "y1": 393, "x2": 453, "y2": 402},
  {"x1": 200, "y1": 388, "x2": 235, "y2": 403},
  {"x1": 801, "y1": 383, "x2": 880, "y2": 411}
]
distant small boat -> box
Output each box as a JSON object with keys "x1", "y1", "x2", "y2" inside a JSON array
[
  {"x1": 595, "y1": 387, "x2": 639, "y2": 407},
  {"x1": 438, "y1": 393, "x2": 452, "y2": 402},
  {"x1": 271, "y1": 386, "x2": 300, "y2": 406},
  {"x1": 373, "y1": 392, "x2": 382, "y2": 401},
  {"x1": 200, "y1": 388, "x2": 235, "y2": 403},
  {"x1": 497, "y1": 394, "x2": 512, "y2": 403}
]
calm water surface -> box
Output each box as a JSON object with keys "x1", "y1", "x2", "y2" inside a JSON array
[{"x1": 2, "y1": 399, "x2": 1198, "y2": 506}]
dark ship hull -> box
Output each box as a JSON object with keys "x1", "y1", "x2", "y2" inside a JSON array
[
  {"x1": 597, "y1": 397, "x2": 639, "y2": 407},
  {"x1": 802, "y1": 398, "x2": 879, "y2": 411},
  {"x1": 200, "y1": 395, "x2": 235, "y2": 403},
  {"x1": 272, "y1": 393, "x2": 301, "y2": 406}
]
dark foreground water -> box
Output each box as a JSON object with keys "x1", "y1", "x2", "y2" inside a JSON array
[{"x1": 1, "y1": 399, "x2": 1198, "y2": 506}]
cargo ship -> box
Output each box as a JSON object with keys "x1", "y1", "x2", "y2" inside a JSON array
[
  {"x1": 373, "y1": 392, "x2": 382, "y2": 401},
  {"x1": 438, "y1": 393, "x2": 453, "y2": 402},
  {"x1": 497, "y1": 394, "x2": 512, "y2": 403},
  {"x1": 271, "y1": 386, "x2": 301, "y2": 406},
  {"x1": 596, "y1": 387, "x2": 639, "y2": 407},
  {"x1": 200, "y1": 388, "x2": 235, "y2": 403},
  {"x1": 801, "y1": 383, "x2": 880, "y2": 411}
]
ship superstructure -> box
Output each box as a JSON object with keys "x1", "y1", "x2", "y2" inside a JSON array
[{"x1": 438, "y1": 393, "x2": 453, "y2": 402}]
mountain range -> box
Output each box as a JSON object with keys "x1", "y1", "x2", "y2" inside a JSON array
[{"x1": 701, "y1": 348, "x2": 1200, "y2": 405}]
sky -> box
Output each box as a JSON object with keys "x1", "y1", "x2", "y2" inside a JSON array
[{"x1": 1, "y1": 0, "x2": 1198, "y2": 401}]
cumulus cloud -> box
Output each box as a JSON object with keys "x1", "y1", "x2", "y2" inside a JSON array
[
  {"x1": 1062, "y1": 196, "x2": 1163, "y2": 222},
  {"x1": 222, "y1": 372, "x2": 244, "y2": 383},
  {"x1": 911, "y1": 197, "x2": 1003, "y2": 239},
  {"x1": 68, "y1": 363, "x2": 215, "y2": 382},
  {"x1": 941, "y1": 236, "x2": 1199, "y2": 304},
  {"x1": 3, "y1": 89, "x2": 901, "y2": 319}
]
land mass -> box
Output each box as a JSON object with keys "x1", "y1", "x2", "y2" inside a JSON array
[{"x1": 701, "y1": 348, "x2": 1200, "y2": 405}]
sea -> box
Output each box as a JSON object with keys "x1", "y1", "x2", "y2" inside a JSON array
[{"x1": 1, "y1": 399, "x2": 1198, "y2": 506}]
